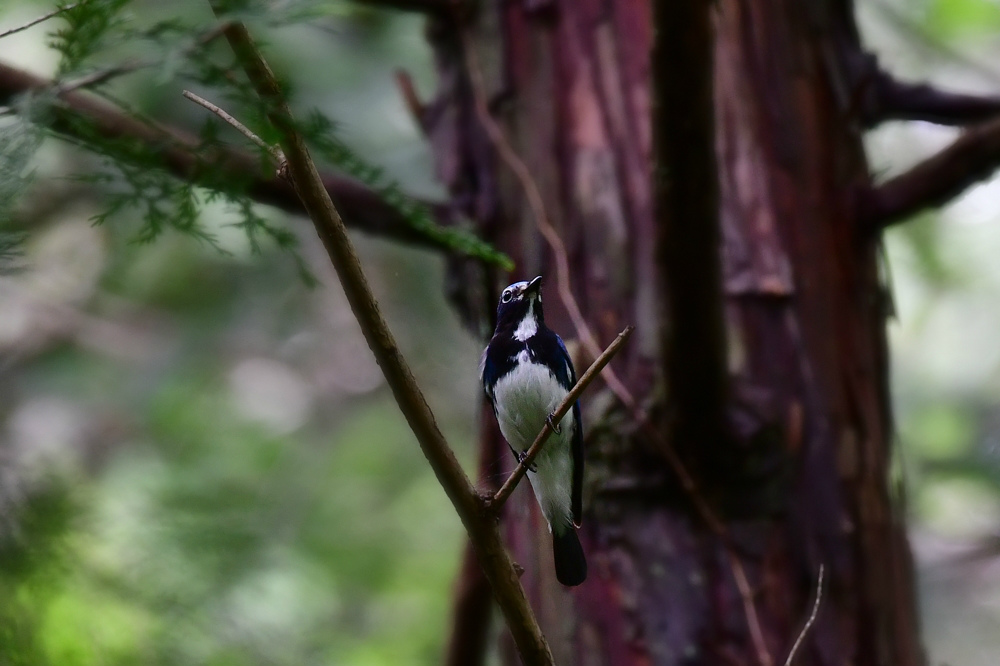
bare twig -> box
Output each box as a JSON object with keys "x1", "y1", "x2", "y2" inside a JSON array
[
  {"x1": 491, "y1": 326, "x2": 634, "y2": 510},
  {"x1": 394, "y1": 69, "x2": 427, "y2": 133},
  {"x1": 0, "y1": 60, "x2": 460, "y2": 251},
  {"x1": 182, "y1": 89, "x2": 283, "y2": 162},
  {"x1": 459, "y1": 30, "x2": 635, "y2": 407},
  {"x1": 783, "y1": 565, "x2": 825, "y2": 666},
  {"x1": 460, "y1": 23, "x2": 693, "y2": 468},
  {"x1": 0, "y1": 2, "x2": 79, "y2": 41},
  {"x1": 212, "y1": 11, "x2": 554, "y2": 665},
  {"x1": 729, "y1": 551, "x2": 774, "y2": 666},
  {"x1": 57, "y1": 63, "x2": 144, "y2": 94},
  {"x1": 859, "y1": 115, "x2": 1000, "y2": 229}
]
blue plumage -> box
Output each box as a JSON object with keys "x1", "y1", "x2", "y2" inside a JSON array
[{"x1": 481, "y1": 276, "x2": 587, "y2": 586}]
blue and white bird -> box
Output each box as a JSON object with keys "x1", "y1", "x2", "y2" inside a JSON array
[{"x1": 481, "y1": 276, "x2": 587, "y2": 586}]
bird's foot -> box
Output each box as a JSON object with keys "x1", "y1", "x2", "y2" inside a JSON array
[
  {"x1": 546, "y1": 413, "x2": 562, "y2": 434},
  {"x1": 516, "y1": 450, "x2": 537, "y2": 472}
]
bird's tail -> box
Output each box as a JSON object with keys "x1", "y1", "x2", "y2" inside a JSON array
[{"x1": 552, "y1": 526, "x2": 587, "y2": 586}]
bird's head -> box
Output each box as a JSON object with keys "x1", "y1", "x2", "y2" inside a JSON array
[{"x1": 495, "y1": 275, "x2": 545, "y2": 334}]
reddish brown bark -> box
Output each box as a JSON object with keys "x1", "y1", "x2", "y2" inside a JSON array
[{"x1": 429, "y1": 1, "x2": 924, "y2": 665}]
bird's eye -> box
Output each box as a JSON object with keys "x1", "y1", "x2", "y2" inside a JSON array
[{"x1": 501, "y1": 290, "x2": 513, "y2": 303}]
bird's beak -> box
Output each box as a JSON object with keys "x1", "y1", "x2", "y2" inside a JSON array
[{"x1": 524, "y1": 275, "x2": 543, "y2": 296}]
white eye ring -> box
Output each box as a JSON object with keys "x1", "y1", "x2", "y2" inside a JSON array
[{"x1": 501, "y1": 290, "x2": 513, "y2": 303}]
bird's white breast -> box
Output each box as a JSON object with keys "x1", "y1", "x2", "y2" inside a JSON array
[
  {"x1": 492, "y1": 360, "x2": 574, "y2": 529},
  {"x1": 513, "y1": 311, "x2": 538, "y2": 342}
]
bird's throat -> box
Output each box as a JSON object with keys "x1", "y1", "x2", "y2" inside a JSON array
[{"x1": 513, "y1": 304, "x2": 538, "y2": 342}]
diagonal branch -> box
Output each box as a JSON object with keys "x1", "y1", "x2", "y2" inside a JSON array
[
  {"x1": 783, "y1": 564, "x2": 825, "y2": 666},
  {"x1": 459, "y1": 28, "x2": 638, "y2": 415},
  {"x1": 859, "y1": 115, "x2": 1000, "y2": 229},
  {"x1": 0, "y1": 61, "x2": 455, "y2": 251},
  {"x1": 490, "y1": 326, "x2": 634, "y2": 510},
  {"x1": 212, "y1": 13, "x2": 554, "y2": 666},
  {"x1": 182, "y1": 89, "x2": 284, "y2": 162},
  {"x1": 0, "y1": 2, "x2": 80, "y2": 40}
]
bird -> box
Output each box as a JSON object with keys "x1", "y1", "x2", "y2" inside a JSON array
[{"x1": 480, "y1": 276, "x2": 587, "y2": 586}]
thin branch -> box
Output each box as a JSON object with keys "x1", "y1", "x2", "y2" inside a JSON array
[
  {"x1": 729, "y1": 551, "x2": 774, "y2": 666},
  {"x1": 491, "y1": 326, "x2": 634, "y2": 510},
  {"x1": 859, "y1": 115, "x2": 1000, "y2": 230},
  {"x1": 57, "y1": 62, "x2": 145, "y2": 93},
  {"x1": 182, "y1": 89, "x2": 283, "y2": 162},
  {"x1": 862, "y1": 71, "x2": 1000, "y2": 127},
  {"x1": 460, "y1": 27, "x2": 638, "y2": 413},
  {"x1": 0, "y1": 60, "x2": 456, "y2": 250},
  {"x1": 461, "y1": 34, "x2": 602, "y2": 366},
  {"x1": 212, "y1": 12, "x2": 554, "y2": 666},
  {"x1": 783, "y1": 565, "x2": 825, "y2": 666},
  {"x1": 394, "y1": 69, "x2": 428, "y2": 134},
  {"x1": 0, "y1": 2, "x2": 79, "y2": 41}
]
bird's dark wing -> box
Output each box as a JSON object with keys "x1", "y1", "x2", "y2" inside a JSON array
[
  {"x1": 555, "y1": 334, "x2": 576, "y2": 378},
  {"x1": 480, "y1": 346, "x2": 498, "y2": 414},
  {"x1": 571, "y1": 398, "x2": 583, "y2": 525},
  {"x1": 549, "y1": 332, "x2": 577, "y2": 390},
  {"x1": 550, "y1": 332, "x2": 584, "y2": 525}
]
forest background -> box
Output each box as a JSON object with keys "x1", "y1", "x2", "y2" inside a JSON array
[{"x1": 2, "y1": 0, "x2": 1000, "y2": 664}]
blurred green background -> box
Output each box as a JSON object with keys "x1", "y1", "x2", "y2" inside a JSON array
[
  {"x1": 1, "y1": 3, "x2": 479, "y2": 665},
  {"x1": 3, "y1": 1, "x2": 1000, "y2": 664}
]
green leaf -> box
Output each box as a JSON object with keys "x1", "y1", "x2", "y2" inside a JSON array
[{"x1": 49, "y1": 0, "x2": 134, "y2": 77}]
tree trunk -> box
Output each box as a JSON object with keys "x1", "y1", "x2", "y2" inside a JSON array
[{"x1": 426, "y1": 1, "x2": 924, "y2": 665}]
